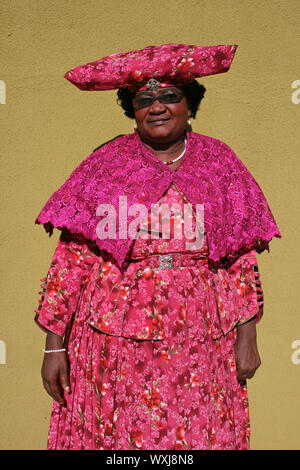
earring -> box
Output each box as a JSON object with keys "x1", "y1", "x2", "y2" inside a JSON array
[
  {"x1": 134, "y1": 122, "x2": 138, "y2": 132},
  {"x1": 187, "y1": 119, "x2": 192, "y2": 131}
]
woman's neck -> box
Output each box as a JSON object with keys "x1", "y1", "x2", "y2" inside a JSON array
[{"x1": 139, "y1": 134, "x2": 186, "y2": 163}]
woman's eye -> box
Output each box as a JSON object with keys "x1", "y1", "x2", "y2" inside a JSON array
[
  {"x1": 136, "y1": 97, "x2": 152, "y2": 106},
  {"x1": 161, "y1": 93, "x2": 179, "y2": 102}
]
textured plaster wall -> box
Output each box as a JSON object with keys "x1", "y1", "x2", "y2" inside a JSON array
[{"x1": 0, "y1": 0, "x2": 299, "y2": 450}]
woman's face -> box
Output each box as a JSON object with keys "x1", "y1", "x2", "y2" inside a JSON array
[{"x1": 133, "y1": 86, "x2": 191, "y2": 144}]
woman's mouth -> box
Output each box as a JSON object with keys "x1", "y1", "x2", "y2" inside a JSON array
[{"x1": 147, "y1": 117, "x2": 171, "y2": 126}]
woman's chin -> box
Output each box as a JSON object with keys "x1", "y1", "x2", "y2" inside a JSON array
[{"x1": 140, "y1": 128, "x2": 179, "y2": 144}]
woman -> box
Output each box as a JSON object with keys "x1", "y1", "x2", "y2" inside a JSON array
[{"x1": 34, "y1": 44, "x2": 281, "y2": 450}]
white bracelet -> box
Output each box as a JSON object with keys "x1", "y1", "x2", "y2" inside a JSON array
[{"x1": 43, "y1": 348, "x2": 66, "y2": 353}]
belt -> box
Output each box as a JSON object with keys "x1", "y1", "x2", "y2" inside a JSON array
[{"x1": 128, "y1": 252, "x2": 208, "y2": 272}]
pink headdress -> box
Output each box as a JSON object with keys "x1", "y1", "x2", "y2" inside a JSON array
[{"x1": 64, "y1": 43, "x2": 238, "y2": 91}]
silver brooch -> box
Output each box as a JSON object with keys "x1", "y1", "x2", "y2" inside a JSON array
[{"x1": 145, "y1": 78, "x2": 161, "y2": 90}]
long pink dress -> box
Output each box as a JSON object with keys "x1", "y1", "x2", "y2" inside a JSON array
[{"x1": 35, "y1": 182, "x2": 264, "y2": 450}]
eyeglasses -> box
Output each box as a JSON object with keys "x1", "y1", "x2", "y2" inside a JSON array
[{"x1": 132, "y1": 88, "x2": 185, "y2": 111}]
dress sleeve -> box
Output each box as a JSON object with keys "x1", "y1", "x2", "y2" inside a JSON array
[
  {"x1": 227, "y1": 249, "x2": 264, "y2": 325},
  {"x1": 34, "y1": 230, "x2": 97, "y2": 337}
]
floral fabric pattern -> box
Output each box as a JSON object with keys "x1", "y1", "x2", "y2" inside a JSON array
[
  {"x1": 35, "y1": 183, "x2": 264, "y2": 450},
  {"x1": 64, "y1": 43, "x2": 238, "y2": 91}
]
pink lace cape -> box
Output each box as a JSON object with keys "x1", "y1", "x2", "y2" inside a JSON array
[{"x1": 35, "y1": 131, "x2": 281, "y2": 269}]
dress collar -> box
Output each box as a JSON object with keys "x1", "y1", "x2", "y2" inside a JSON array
[{"x1": 135, "y1": 131, "x2": 192, "y2": 176}]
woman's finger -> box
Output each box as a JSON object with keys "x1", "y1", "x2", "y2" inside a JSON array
[
  {"x1": 44, "y1": 378, "x2": 66, "y2": 406},
  {"x1": 237, "y1": 367, "x2": 256, "y2": 383},
  {"x1": 59, "y1": 367, "x2": 71, "y2": 394},
  {"x1": 51, "y1": 382, "x2": 66, "y2": 406}
]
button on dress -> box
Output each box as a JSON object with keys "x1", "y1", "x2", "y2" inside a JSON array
[{"x1": 35, "y1": 182, "x2": 264, "y2": 450}]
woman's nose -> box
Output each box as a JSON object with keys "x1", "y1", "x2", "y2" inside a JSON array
[{"x1": 149, "y1": 98, "x2": 167, "y2": 113}]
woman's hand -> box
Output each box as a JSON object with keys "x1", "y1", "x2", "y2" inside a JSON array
[
  {"x1": 234, "y1": 317, "x2": 261, "y2": 385},
  {"x1": 41, "y1": 331, "x2": 70, "y2": 406}
]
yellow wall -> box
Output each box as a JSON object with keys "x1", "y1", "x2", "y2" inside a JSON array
[{"x1": 0, "y1": 0, "x2": 299, "y2": 450}]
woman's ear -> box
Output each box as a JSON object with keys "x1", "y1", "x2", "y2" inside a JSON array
[{"x1": 185, "y1": 116, "x2": 192, "y2": 132}]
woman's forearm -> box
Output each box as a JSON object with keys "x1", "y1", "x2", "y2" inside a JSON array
[
  {"x1": 236, "y1": 315, "x2": 257, "y2": 340},
  {"x1": 234, "y1": 315, "x2": 261, "y2": 383},
  {"x1": 45, "y1": 330, "x2": 64, "y2": 349}
]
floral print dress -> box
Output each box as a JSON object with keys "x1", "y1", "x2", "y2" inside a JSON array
[{"x1": 34, "y1": 182, "x2": 264, "y2": 450}]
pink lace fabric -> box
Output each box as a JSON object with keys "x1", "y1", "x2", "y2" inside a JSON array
[
  {"x1": 35, "y1": 184, "x2": 264, "y2": 450},
  {"x1": 35, "y1": 131, "x2": 281, "y2": 271}
]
